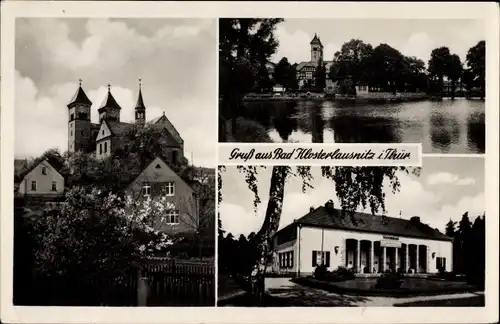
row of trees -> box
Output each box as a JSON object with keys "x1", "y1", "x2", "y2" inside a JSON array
[
  {"x1": 218, "y1": 228, "x2": 260, "y2": 277},
  {"x1": 445, "y1": 212, "x2": 485, "y2": 288}
]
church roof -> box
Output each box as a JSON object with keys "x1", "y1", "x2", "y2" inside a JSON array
[
  {"x1": 67, "y1": 86, "x2": 92, "y2": 108},
  {"x1": 149, "y1": 113, "x2": 184, "y2": 144},
  {"x1": 310, "y1": 34, "x2": 323, "y2": 46},
  {"x1": 98, "y1": 89, "x2": 122, "y2": 112},
  {"x1": 105, "y1": 121, "x2": 134, "y2": 137},
  {"x1": 135, "y1": 87, "x2": 146, "y2": 111},
  {"x1": 278, "y1": 204, "x2": 452, "y2": 242}
]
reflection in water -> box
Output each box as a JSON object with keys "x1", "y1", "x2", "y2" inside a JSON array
[
  {"x1": 234, "y1": 99, "x2": 485, "y2": 154},
  {"x1": 467, "y1": 110, "x2": 485, "y2": 153},
  {"x1": 429, "y1": 111, "x2": 461, "y2": 153}
]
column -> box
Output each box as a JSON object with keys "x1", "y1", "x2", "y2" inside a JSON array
[
  {"x1": 357, "y1": 240, "x2": 361, "y2": 273},
  {"x1": 382, "y1": 246, "x2": 387, "y2": 272},
  {"x1": 370, "y1": 241, "x2": 374, "y2": 273},
  {"x1": 415, "y1": 245, "x2": 419, "y2": 273},
  {"x1": 405, "y1": 244, "x2": 409, "y2": 273},
  {"x1": 395, "y1": 247, "x2": 398, "y2": 272}
]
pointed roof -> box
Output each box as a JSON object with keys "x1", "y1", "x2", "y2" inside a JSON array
[
  {"x1": 310, "y1": 33, "x2": 323, "y2": 46},
  {"x1": 98, "y1": 85, "x2": 122, "y2": 112},
  {"x1": 135, "y1": 82, "x2": 146, "y2": 111},
  {"x1": 67, "y1": 85, "x2": 92, "y2": 108}
]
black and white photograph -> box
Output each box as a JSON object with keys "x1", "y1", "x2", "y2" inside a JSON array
[
  {"x1": 217, "y1": 158, "x2": 485, "y2": 307},
  {"x1": 219, "y1": 18, "x2": 485, "y2": 154},
  {"x1": 12, "y1": 17, "x2": 216, "y2": 307}
]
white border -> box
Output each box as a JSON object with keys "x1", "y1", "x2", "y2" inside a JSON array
[{"x1": 1, "y1": 1, "x2": 499, "y2": 324}]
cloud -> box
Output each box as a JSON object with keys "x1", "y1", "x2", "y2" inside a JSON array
[
  {"x1": 15, "y1": 18, "x2": 216, "y2": 167},
  {"x1": 427, "y1": 172, "x2": 476, "y2": 186},
  {"x1": 400, "y1": 32, "x2": 436, "y2": 64}
]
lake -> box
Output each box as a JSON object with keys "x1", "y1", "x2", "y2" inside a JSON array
[{"x1": 234, "y1": 98, "x2": 485, "y2": 154}]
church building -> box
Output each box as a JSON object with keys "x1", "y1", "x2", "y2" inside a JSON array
[
  {"x1": 295, "y1": 34, "x2": 336, "y2": 92},
  {"x1": 272, "y1": 200, "x2": 453, "y2": 276},
  {"x1": 67, "y1": 81, "x2": 186, "y2": 165}
]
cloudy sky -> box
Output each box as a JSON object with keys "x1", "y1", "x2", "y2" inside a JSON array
[
  {"x1": 15, "y1": 18, "x2": 216, "y2": 167},
  {"x1": 271, "y1": 19, "x2": 485, "y2": 66},
  {"x1": 219, "y1": 157, "x2": 485, "y2": 236}
]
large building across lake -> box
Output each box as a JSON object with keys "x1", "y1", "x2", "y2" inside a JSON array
[{"x1": 272, "y1": 200, "x2": 453, "y2": 276}]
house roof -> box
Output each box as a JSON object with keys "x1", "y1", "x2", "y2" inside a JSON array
[
  {"x1": 67, "y1": 86, "x2": 92, "y2": 108},
  {"x1": 135, "y1": 87, "x2": 146, "y2": 111},
  {"x1": 98, "y1": 89, "x2": 122, "y2": 112},
  {"x1": 105, "y1": 120, "x2": 134, "y2": 137},
  {"x1": 310, "y1": 34, "x2": 323, "y2": 46},
  {"x1": 280, "y1": 204, "x2": 452, "y2": 242}
]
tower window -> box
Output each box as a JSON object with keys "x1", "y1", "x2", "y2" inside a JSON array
[
  {"x1": 81, "y1": 130, "x2": 84, "y2": 136},
  {"x1": 104, "y1": 142, "x2": 108, "y2": 153},
  {"x1": 70, "y1": 113, "x2": 75, "y2": 121},
  {"x1": 99, "y1": 143, "x2": 102, "y2": 154}
]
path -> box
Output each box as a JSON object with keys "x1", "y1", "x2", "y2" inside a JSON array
[{"x1": 265, "y1": 277, "x2": 484, "y2": 307}]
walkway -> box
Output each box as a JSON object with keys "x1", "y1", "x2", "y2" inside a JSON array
[{"x1": 265, "y1": 277, "x2": 484, "y2": 307}]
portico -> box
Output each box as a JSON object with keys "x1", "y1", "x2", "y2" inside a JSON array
[{"x1": 344, "y1": 238, "x2": 428, "y2": 273}]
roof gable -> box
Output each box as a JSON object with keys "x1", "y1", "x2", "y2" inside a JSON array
[
  {"x1": 151, "y1": 114, "x2": 184, "y2": 145},
  {"x1": 23, "y1": 159, "x2": 63, "y2": 181},
  {"x1": 128, "y1": 157, "x2": 192, "y2": 190},
  {"x1": 292, "y1": 205, "x2": 452, "y2": 241},
  {"x1": 95, "y1": 121, "x2": 113, "y2": 141}
]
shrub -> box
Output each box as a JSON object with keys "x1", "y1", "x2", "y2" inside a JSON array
[
  {"x1": 375, "y1": 272, "x2": 403, "y2": 289},
  {"x1": 314, "y1": 264, "x2": 328, "y2": 279}
]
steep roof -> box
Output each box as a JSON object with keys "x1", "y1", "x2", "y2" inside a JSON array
[
  {"x1": 67, "y1": 86, "x2": 92, "y2": 108},
  {"x1": 310, "y1": 34, "x2": 323, "y2": 46},
  {"x1": 98, "y1": 89, "x2": 122, "y2": 112},
  {"x1": 150, "y1": 113, "x2": 184, "y2": 145},
  {"x1": 105, "y1": 120, "x2": 134, "y2": 137},
  {"x1": 281, "y1": 204, "x2": 451, "y2": 242},
  {"x1": 135, "y1": 87, "x2": 146, "y2": 111}
]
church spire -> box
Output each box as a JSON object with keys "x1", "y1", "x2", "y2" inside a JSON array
[
  {"x1": 135, "y1": 79, "x2": 146, "y2": 126},
  {"x1": 98, "y1": 82, "x2": 122, "y2": 123},
  {"x1": 67, "y1": 79, "x2": 92, "y2": 108}
]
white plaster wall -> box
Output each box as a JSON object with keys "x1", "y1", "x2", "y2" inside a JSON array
[
  {"x1": 276, "y1": 225, "x2": 452, "y2": 275},
  {"x1": 19, "y1": 161, "x2": 64, "y2": 195}
]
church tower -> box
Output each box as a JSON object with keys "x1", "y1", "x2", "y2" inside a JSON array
[
  {"x1": 134, "y1": 79, "x2": 146, "y2": 126},
  {"x1": 67, "y1": 80, "x2": 92, "y2": 153},
  {"x1": 98, "y1": 84, "x2": 122, "y2": 123},
  {"x1": 310, "y1": 33, "x2": 324, "y2": 63}
]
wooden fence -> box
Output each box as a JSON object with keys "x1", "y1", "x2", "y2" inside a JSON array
[
  {"x1": 141, "y1": 259, "x2": 215, "y2": 306},
  {"x1": 16, "y1": 260, "x2": 215, "y2": 306}
]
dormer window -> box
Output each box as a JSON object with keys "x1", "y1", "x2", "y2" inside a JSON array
[{"x1": 142, "y1": 184, "x2": 151, "y2": 197}]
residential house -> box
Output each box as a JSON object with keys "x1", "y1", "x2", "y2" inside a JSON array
[
  {"x1": 125, "y1": 157, "x2": 198, "y2": 235},
  {"x1": 272, "y1": 200, "x2": 452, "y2": 276}
]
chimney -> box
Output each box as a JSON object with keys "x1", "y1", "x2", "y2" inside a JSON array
[
  {"x1": 410, "y1": 216, "x2": 420, "y2": 223},
  {"x1": 309, "y1": 206, "x2": 315, "y2": 213},
  {"x1": 325, "y1": 200, "x2": 334, "y2": 213}
]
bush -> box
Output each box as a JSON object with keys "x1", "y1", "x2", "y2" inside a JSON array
[
  {"x1": 317, "y1": 266, "x2": 355, "y2": 282},
  {"x1": 375, "y1": 272, "x2": 403, "y2": 289},
  {"x1": 314, "y1": 264, "x2": 328, "y2": 279}
]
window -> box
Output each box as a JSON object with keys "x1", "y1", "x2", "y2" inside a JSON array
[
  {"x1": 81, "y1": 130, "x2": 84, "y2": 136},
  {"x1": 70, "y1": 130, "x2": 73, "y2": 137},
  {"x1": 172, "y1": 150, "x2": 178, "y2": 163},
  {"x1": 42, "y1": 167, "x2": 47, "y2": 175},
  {"x1": 51, "y1": 181, "x2": 57, "y2": 191},
  {"x1": 278, "y1": 251, "x2": 294, "y2": 268},
  {"x1": 312, "y1": 250, "x2": 331, "y2": 267},
  {"x1": 70, "y1": 113, "x2": 74, "y2": 121},
  {"x1": 142, "y1": 184, "x2": 151, "y2": 196},
  {"x1": 436, "y1": 257, "x2": 446, "y2": 271},
  {"x1": 165, "y1": 182, "x2": 175, "y2": 196},
  {"x1": 104, "y1": 142, "x2": 108, "y2": 153},
  {"x1": 102, "y1": 130, "x2": 105, "y2": 135},
  {"x1": 166, "y1": 210, "x2": 179, "y2": 224},
  {"x1": 31, "y1": 181, "x2": 37, "y2": 191},
  {"x1": 99, "y1": 143, "x2": 102, "y2": 155}
]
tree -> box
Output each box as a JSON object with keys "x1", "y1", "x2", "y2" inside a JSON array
[
  {"x1": 446, "y1": 54, "x2": 463, "y2": 99},
  {"x1": 219, "y1": 19, "x2": 284, "y2": 139},
  {"x1": 445, "y1": 219, "x2": 457, "y2": 237},
  {"x1": 370, "y1": 44, "x2": 408, "y2": 94},
  {"x1": 312, "y1": 57, "x2": 327, "y2": 92},
  {"x1": 329, "y1": 39, "x2": 373, "y2": 92},
  {"x1": 218, "y1": 165, "x2": 419, "y2": 304},
  {"x1": 461, "y1": 69, "x2": 475, "y2": 99},
  {"x1": 428, "y1": 47, "x2": 451, "y2": 95},
  {"x1": 466, "y1": 40, "x2": 485, "y2": 99},
  {"x1": 273, "y1": 57, "x2": 298, "y2": 91}
]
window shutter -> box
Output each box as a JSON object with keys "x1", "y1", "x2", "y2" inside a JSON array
[
  {"x1": 326, "y1": 251, "x2": 331, "y2": 268},
  {"x1": 312, "y1": 251, "x2": 317, "y2": 267}
]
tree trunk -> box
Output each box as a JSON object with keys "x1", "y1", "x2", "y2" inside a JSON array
[{"x1": 249, "y1": 166, "x2": 288, "y2": 305}]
